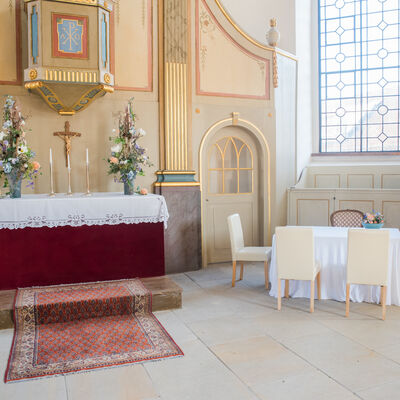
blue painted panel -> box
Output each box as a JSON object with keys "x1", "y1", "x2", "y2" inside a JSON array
[
  {"x1": 31, "y1": 6, "x2": 38, "y2": 64},
  {"x1": 101, "y1": 14, "x2": 107, "y2": 68},
  {"x1": 57, "y1": 19, "x2": 83, "y2": 54}
]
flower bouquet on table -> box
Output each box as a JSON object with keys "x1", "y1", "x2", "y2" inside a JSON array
[
  {"x1": 362, "y1": 211, "x2": 384, "y2": 229},
  {"x1": 107, "y1": 99, "x2": 152, "y2": 195},
  {"x1": 0, "y1": 95, "x2": 40, "y2": 198}
]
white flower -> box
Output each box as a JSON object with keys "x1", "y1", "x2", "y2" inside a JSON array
[
  {"x1": 112, "y1": 129, "x2": 116, "y2": 133},
  {"x1": 0, "y1": 131, "x2": 6, "y2": 141},
  {"x1": 21, "y1": 120, "x2": 25, "y2": 126},
  {"x1": 3, "y1": 120, "x2": 12, "y2": 129},
  {"x1": 24, "y1": 163, "x2": 28, "y2": 168},
  {"x1": 111, "y1": 143, "x2": 122, "y2": 153},
  {"x1": 138, "y1": 128, "x2": 146, "y2": 136},
  {"x1": 17, "y1": 145, "x2": 28, "y2": 155}
]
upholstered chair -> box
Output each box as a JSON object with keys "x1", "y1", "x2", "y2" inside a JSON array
[
  {"x1": 227, "y1": 214, "x2": 272, "y2": 288},
  {"x1": 275, "y1": 226, "x2": 321, "y2": 312},
  {"x1": 346, "y1": 229, "x2": 390, "y2": 320},
  {"x1": 330, "y1": 209, "x2": 364, "y2": 227}
]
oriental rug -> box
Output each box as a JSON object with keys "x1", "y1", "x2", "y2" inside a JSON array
[{"x1": 5, "y1": 279, "x2": 183, "y2": 382}]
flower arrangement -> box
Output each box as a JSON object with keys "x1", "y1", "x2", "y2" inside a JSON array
[
  {"x1": 107, "y1": 99, "x2": 152, "y2": 195},
  {"x1": 0, "y1": 95, "x2": 40, "y2": 198},
  {"x1": 363, "y1": 211, "x2": 384, "y2": 225}
]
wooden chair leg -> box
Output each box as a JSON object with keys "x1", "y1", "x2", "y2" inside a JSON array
[
  {"x1": 382, "y1": 286, "x2": 387, "y2": 321},
  {"x1": 285, "y1": 279, "x2": 289, "y2": 298},
  {"x1": 345, "y1": 283, "x2": 350, "y2": 317},
  {"x1": 316, "y1": 271, "x2": 321, "y2": 300},
  {"x1": 277, "y1": 278, "x2": 282, "y2": 311},
  {"x1": 264, "y1": 261, "x2": 269, "y2": 290},
  {"x1": 310, "y1": 279, "x2": 315, "y2": 313},
  {"x1": 232, "y1": 261, "x2": 236, "y2": 287},
  {"x1": 240, "y1": 262, "x2": 244, "y2": 280}
]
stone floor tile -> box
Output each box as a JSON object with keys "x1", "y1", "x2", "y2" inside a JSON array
[
  {"x1": 65, "y1": 364, "x2": 157, "y2": 400},
  {"x1": 251, "y1": 370, "x2": 359, "y2": 400},
  {"x1": 357, "y1": 380, "x2": 400, "y2": 400}
]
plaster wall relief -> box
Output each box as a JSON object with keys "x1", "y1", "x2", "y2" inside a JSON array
[
  {"x1": 196, "y1": 0, "x2": 270, "y2": 99},
  {"x1": 0, "y1": 0, "x2": 21, "y2": 84},
  {"x1": 114, "y1": 0, "x2": 153, "y2": 91}
]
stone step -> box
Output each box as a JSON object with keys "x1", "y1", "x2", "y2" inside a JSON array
[{"x1": 0, "y1": 276, "x2": 182, "y2": 330}]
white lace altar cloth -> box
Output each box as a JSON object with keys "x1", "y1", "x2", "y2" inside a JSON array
[{"x1": 0, "y1": 193, "x2": 169, "y2": 230}]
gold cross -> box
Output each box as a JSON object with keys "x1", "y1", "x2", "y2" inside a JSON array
[{"x1": 54, "y1": 121, "x2": 81, "y2": 166}]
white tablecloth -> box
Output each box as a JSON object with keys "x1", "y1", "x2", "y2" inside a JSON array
[
  {"x1": 0, "y1": 193, "x2": 169, "y2": 229},
  {"x1": 269, "y1": 227, "x2": 400, "y2": 305}
]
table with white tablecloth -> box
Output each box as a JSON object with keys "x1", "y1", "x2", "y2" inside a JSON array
[
  {"x1": 0, "y1": 193, "x2": 169, "y2": 290},
  {"x1": 269, "y1": 227, "x2": 400, "y2": 306}
]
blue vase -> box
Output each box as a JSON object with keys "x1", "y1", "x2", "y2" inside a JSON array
[
  {"x1": 362, "y1": 222, "x2": 384, "y2": 229},
  {"x1": 6, "y1": 170, "x2": 22, "y2": 199},
  {"x1": 123, "y1": 173, "x2": 136, "y2": 195}
]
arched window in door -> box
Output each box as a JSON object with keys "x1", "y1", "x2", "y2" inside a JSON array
[{"x1": 208, "y1": 136, "x2": 253, "y2": 194}]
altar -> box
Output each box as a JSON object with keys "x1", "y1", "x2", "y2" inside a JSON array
[{"x1": 0, "y1": 193, "x2": 169, "y2": 290}]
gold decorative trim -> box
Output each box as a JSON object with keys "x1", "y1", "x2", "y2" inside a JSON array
[
  {"x1": 24, "y1": 0, "x2": 112, "y2": 11},
  {"x1": 101, "y1": 84, "x2": 114, "y2": 93},
  {"x1": 214, "y1": 0, "x2": 297, "y2": 61},
  {"x1": 346, "y1": 173, "x2": 374, "y2": 188},
  {"x1": 25, "y1": 81, "x2": 43, "y2": 89},
  {"x1": 232, "y1": 112, "x2": 239, "y2": 125},
  {"x1": 296, "y1": 199, "x2": 330, "y2": 226},
  {"x1": 156, "y1": 170, "x2": 196, "y2": 175},
  {"x1": 154, "y1": 182, "x2": 201, "y2": 187},
  {"x1": 314, "y1": 174, "x2": 340, "y2": 188},
  {"x1": 104, "y1": 73, "x2": 111, "y2": 84},
  {"x1": 29, "y1": 68, "x2": 37, "y2": 80}
]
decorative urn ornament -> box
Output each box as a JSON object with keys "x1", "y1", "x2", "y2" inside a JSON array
[
  {"x1": 23, "y1": 0, "x2": 114, "y2": 115},
  {"x1": 266, "y1": 18, "x2": 280, "y2": 47}
]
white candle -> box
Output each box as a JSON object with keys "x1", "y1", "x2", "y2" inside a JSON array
[
  {"x1": 86, "y1": 148, "x2": 89, "y2": 165},
  {"x1": 49, "y1": 148, "x2": 53, "y2": 165},
  {"x1": 67, "y1": 153, "x2": 71, "y2": 170}
]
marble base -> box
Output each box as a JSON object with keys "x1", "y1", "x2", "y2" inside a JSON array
[{"x1": 155, "y1": 185, "x2": 202, "y2": 273}]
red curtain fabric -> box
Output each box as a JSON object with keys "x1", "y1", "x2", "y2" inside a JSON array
[{"x1": 0, "y1": 223, "x2": 165, "y2": 290}]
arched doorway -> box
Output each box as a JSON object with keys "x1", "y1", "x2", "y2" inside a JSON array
[{"x1": 199, "y1": 118, "x2": 270, "y2": 266}]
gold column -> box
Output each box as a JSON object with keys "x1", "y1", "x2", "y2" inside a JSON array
[{"x1": 157, "y1": 0, "x2": 197, "y2": 185}]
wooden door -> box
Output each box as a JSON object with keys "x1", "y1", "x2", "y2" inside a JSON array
[{"x1": 203, "y1": 126, "x2": 259, "y2": 264}]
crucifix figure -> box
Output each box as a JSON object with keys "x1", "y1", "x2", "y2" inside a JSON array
[{"x1": 54, "y1": 121, "x2": 81, "y2": 167}]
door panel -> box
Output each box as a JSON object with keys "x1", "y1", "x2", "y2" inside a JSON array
[{"x1": 203, "y1": 126, "x2": 259, "y2": 264}]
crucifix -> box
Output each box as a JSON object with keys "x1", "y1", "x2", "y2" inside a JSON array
[{"x1": 54, "y1": 121, "x2": 81, "y2": 167}]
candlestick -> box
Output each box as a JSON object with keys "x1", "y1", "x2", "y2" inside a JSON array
[
  {"x1": 67, "y1": 154, "x2": 72, "y2": 196},
  {"x1": 49, "y1": 148, "x2": 55, "y2": 197},
  {"x1": 85, "y1": 162, "x2": 91, "y2": 196},
  {"x1": 67, "y1": 153, "x2": 71, "y2": 170},
  {"x1": 86, "y1": 148, "x2": 89, "y2": 165}
]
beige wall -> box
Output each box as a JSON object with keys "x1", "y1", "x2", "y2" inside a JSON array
[
  {"x1": 219, "y1": 0, "x2": 296, "y2": 54},
  {"x1": 0, "y1": 0, "x2": 159, "y2": 195}
]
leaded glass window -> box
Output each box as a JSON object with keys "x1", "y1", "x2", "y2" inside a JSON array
[{"x1": 319, "y1": 0, "x2": 400, "y2": 152}]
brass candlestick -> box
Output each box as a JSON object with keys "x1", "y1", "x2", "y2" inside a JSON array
[
  {"x1": 49, "y1": 163, "x2": 55, "y2": 197},
  {"x1": 67, "y1": 167, "x2": 72, "y2": 196},
  {"x1": 85, "y1": 163, "x2": 91, "y2": 196}
]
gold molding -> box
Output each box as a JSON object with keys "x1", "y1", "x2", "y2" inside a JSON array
[
  {"x1": 314, "y1": 174, "x2": 340, "y2": 188},
  {"x1": 296, "y1": 198, "x2": 330, "y2": 226},
  {"x1": 154, "y1": 182, "x2": 201, "y2": 187},
  {"x1": 232, "y1": 112, "x2": 239, "y2": 125},
  {"x1": 25, "y1": 81, "x2": 43, "y2": 89},
  {"x1": 214, "y1": 0, "x2": 297, "y2": 61},
  {"x1": 156, "y1": 170, "x2": 196, "y2": 175},
  {"x1": 381, "y1": 174, "x2": 400, "y2": 189},
  {"x1": 346, "y1": 173, "x2": 374, "y2": 189},
  {"x1": 338, "y1": 199, "x2": 374, "y2": 210}
]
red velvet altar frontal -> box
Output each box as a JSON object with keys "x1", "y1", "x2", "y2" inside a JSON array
[{"x1": 0, "y1": 223, "x2": 165, "y2": 290}]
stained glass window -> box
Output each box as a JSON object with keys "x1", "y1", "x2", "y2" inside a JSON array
[{"x1": 319, "y1": 0, "x2": 400, "y2": 152}]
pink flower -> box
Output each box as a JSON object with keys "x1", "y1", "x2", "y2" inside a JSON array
[
  {"x1": 367, "y1": 214, "x2": 374, "y2": 221},
  {"x1": 110, "y1": 157, "x2": 118, "y2": 164},
  {"x1": 140, "y1": 188, "x2": 148, "y2": 195},
  {"x1": 32, "y1": 161, "x2": 40, "y2": 171}
]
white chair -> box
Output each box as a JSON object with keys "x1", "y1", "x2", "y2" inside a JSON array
[
  {"x1": 346, "y1": 229, "x2": 390, "y2": 320},
  {"x1": 227, "y1": 214, "x2": 271, "y2": 288},
  {"x1": 276, "y1": 226, "x2": 321, "y2": 312}
]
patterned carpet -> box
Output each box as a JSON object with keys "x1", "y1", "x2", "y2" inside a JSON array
[{"x1": 4, "y1": 279, "x2": 183, "y2": 382}]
